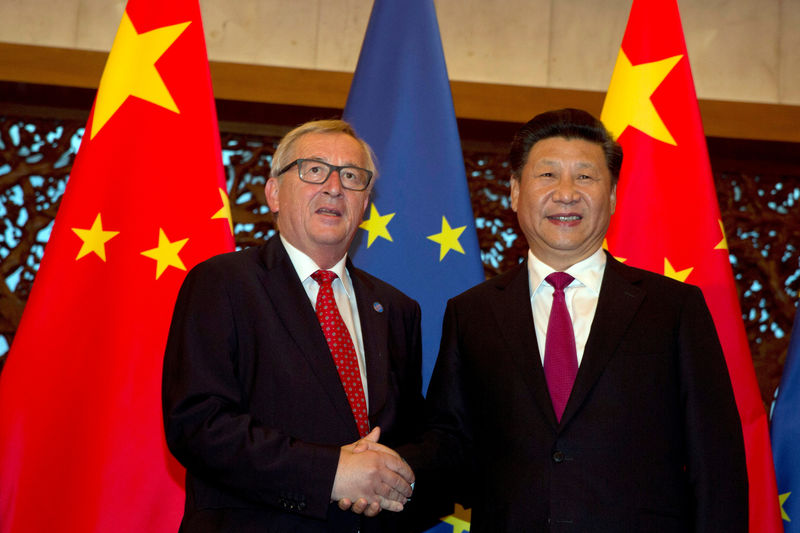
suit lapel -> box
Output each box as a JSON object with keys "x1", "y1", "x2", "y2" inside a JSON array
[
  {"x1": 560, "y1": 254, "x2": 645, "y2": 425},
  {"x1": 489, "y1": 262, "x2": 559, "y2": 427},
  {"x1": 258, "y1": 236, "x2": 360, "y2": 436},
  {"x1": 348, "y1": 263, "x2": 391, "y2": 424}
]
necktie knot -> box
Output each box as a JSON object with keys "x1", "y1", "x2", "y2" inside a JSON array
[
  {"x1": 545, "y1": 272, "x2": 574, "y2": 292},
  {"x1": 311, "y1": 269, "x2": 337, "y2": 286}
]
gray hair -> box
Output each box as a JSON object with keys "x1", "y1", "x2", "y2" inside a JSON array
[{"x1": 270, "y1": 119, "x2": 378, "y2": 179}]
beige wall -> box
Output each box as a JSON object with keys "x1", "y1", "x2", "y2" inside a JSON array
[{"x1": 1, "y1": 0, "x2": 799, "y2": 106}]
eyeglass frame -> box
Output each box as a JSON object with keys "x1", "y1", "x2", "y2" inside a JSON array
[{"x1": 277, "y1": 158, "x2": 374, "y2": 191}]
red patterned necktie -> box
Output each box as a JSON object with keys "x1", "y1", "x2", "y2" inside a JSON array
[
  {"x1": 311, "y1": 269, "x2": 369, "y2": 437},
  {"x1": 543, "y1": 272, "x2": 578, "y2": 422}
]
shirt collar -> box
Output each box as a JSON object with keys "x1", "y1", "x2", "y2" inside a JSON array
[
  {"x1": 280, "y1": 235, "x2": 354, "y2": 297},
  {"x1": 527, "y1": 247, "x2": 607, "y2": 296}
]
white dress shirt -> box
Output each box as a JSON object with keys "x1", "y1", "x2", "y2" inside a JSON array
[
  {"x1": 281, "y1": 236, "x2": 369, "y2": 407},
  {"x1": 527, "y1": 247, "x2": 607, "y2": 366}
]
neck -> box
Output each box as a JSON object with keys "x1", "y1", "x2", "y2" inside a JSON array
[
  {"x1": 531, "y1": 246, "x2": 601, "y2": 272},
  {"x1": 307, "y1": 245, "x2": 348, "y2": 270},
  {"x1": 279, "y1": 234, "x2": 347, "y2": 270}
]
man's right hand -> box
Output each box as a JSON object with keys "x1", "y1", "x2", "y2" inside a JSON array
[{"x1": 331, "y1": 427, "x2": 415, "y2": 517}]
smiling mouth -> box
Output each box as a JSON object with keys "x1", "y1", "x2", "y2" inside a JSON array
[
  {"x1": 547, "y1": 215, "x2": 581, "y2": 222},
  {"x1": 317, "y1": 207, "x2": 342, "y2": 217}
]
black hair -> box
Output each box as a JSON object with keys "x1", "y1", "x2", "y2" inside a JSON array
[{"x1": 508, "y1": 108, "x2": 623, "y2": 185}]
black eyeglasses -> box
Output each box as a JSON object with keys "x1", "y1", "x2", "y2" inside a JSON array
[{"x1": 277, "y1": 159, "x2": 373, "y2": 191}]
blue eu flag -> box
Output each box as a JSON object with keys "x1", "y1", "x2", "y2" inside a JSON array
[
  {"x1": 772, "y1": 308, "x2": 800, "y2": 530},
  {"x1": 344, "y1": 0, "x2": 485, "y2": 391}
]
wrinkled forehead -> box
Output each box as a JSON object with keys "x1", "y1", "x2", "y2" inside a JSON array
[
  {"x1": 291, "y1": 132, "x2": 372, "y2": 169},
  {"x1": 526, "y1": 136, "x2": 608, "y2": 169}
]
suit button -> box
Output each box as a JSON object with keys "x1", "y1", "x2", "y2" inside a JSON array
[{"x1": 552, "y1": 451, "x2": 565, "y2": 463}]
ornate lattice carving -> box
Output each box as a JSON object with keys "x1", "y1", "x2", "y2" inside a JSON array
[
  {"x1": 220, "y1": 133, "x2": 277, "y2": 248},
  {"x1": 0, "y1": 116, "x2": 83, "y2": 363},
  {"x1": 1, "y1": 114, "x2": 798, "y2": 408},
  {"x1": 716, "y1": 172, "x2": 800, "y2": 402}
]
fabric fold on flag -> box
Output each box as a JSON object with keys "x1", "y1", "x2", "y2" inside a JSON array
[
  {"x1": 0, "y1": 1, "x2": 234, "y2": 531},
  {"x1": 600, "y1": 1, "x2": 782, "y2": 531}
]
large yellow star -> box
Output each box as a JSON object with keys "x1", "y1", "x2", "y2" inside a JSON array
[
  {"x1": 427, "y1": 216, "x2": 466, "y2": 261},
  {"x1": 714, "y1": 219, "x2": 729, "y2": 250},
  {"x1": 664, "y1": 257, "x2": 693, "y2": 282},
  {"x1": 90, "y1": 12, "x2": 190, "y2": 139},
  {"x1": 359, "y1": 203, "x2": 395, "y2": 247},
  {"x1": 212, "y1": 187, "x2": 233, "y2": 234},
  {"x1": 779, "y1": 492, "x2": 791, "y2": 522},
  {"x1": 72, "y1": 213, "x2": 119, "y2": 262},
  {"x1": 601, "y1": 49, "x2": 683, "y2": 145},
  {"x1": 141, "y1": 228, "x2": 189, "y2": 279}
]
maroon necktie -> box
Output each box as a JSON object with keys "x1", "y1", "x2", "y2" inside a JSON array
[
  {"x1": 543, "y1": 272, "x2": 578, "y2": 422},
  {"x1": 311, "y1": 270, "x2": 370, "y2": 437}
]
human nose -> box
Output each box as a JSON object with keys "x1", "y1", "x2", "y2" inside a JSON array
[
  {"x1": 321, "y1": 167, "x2": 344, "y2": 195},
  {"x1": 551, "y1": 176, "x2": 578, "y2": 203}
]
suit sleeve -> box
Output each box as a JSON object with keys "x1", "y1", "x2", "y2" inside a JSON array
[
  {"x1": 161, "y1": 260, "x2": 340, "y2": 520},
  {"x1": 679, "y1": 286, "x2": 748, "y2": 532}
]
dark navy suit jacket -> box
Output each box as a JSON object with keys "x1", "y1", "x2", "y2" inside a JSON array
[
  {"x1": 402, "y1": 253, "x2": 747, "y2": 532},
  {"x1": 163, "y1": 235, "x2": 424, "y2": 532}
]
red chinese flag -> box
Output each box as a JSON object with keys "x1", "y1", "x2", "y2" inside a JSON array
[
  {"x1": 601, "y1": 1, "x2": 781, "y2": 531},
  {"x1": 0, "y1": 0, "x2": 234, "y2": 531}
]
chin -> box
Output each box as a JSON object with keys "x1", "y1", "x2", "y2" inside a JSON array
[{"x1": 311, "y1": 230, "x2": 351, "y2": 246}]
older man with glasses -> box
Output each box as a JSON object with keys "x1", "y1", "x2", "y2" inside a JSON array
[{"x1": 162, "y1": 120, "x2": 423, "y2": 533}]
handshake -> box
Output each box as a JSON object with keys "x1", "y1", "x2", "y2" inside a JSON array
[{"x1": 331, "y1": 426, "x2": 415, "y2": 517}]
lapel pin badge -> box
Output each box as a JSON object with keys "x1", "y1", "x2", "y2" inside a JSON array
[{"x1": 373, "y1": 302, "x2": 384, "y2": 313}]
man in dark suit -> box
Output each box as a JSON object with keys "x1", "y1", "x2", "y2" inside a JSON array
[
  {"x1": 162, "y1": 119, "x2": 421, "y2": 532},
  {"x1": 401, "y1": 109, "x2": 748, "y2": 532}
]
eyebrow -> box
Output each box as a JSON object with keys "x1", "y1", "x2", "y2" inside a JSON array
[
  {"x1": 574, "y1": 161, "x2": 599, "y2": 171},
  {"x1": 535, "y1": 159, "x2": 598, "y2": 170},
  {"x1": 305, "y1": 156, "x2": 364, "y2": 168}
]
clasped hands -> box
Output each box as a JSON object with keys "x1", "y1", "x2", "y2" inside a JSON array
[{"x1": 331, "y1": 426, "x2": 414, "y2": 517}]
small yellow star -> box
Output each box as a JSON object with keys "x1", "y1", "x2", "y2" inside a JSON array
[
  {"x1": 779, "y1": 492, "x2": 791, "y2": 522},
  {"x1": 427, "y1": 216, "x2": 466, "y2": 261},
  {"x1": 442, "y1": 514, "x2": 471, "y2": 532},
  {"x1": 664, "y1": 258, "x2": 693, "y2": 282},
  {"x1": 91, "y1": 11, "x2": 190, "y2": 139},
  {"x1": 601, "y1": 49, "x2": 682, "y2": 145},
  {"x1": 72, "y1": 213, "x2": 119, "y2": 262},
  {"x1": 714, "y1": 219, "x2": 729, "y2": 250},
  {"x1": 212, "y1": 187, "x2": 233, "y2": 234},
  {"x1": 602, "y1": 238, "x2": 626, "y2": 263},
  {"x1": 140, "y1": 228, "x2": 189, "y2": 279},
  {"x1": 359, "y1": 203, "x2": 395, "y2": 247}
]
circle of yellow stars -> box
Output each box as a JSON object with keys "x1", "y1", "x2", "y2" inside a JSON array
[{"x1": 359, "y1": 203, "x2": 467, "y2": 261}]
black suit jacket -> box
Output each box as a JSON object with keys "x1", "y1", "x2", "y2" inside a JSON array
[
  {"x1": 402, "y1": 253, "x2": 747, "y2": 532},
  {"x1": 162, "y1": 235, "x2": 425, "y2": 532}
]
